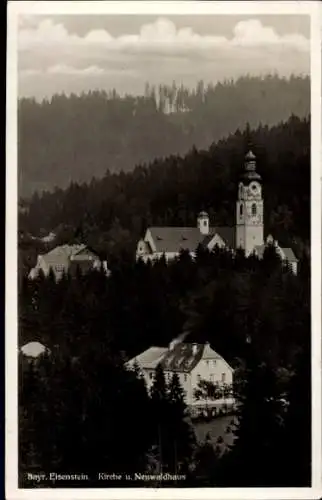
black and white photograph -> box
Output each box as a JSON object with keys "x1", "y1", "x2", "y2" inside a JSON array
[{"x1": 6, "y1": 1, "x2": 322, "y2": 498}]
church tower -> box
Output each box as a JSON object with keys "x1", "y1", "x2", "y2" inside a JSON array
[{"x1": 236, "y1": 150, "x2": 264, "y2": 256}]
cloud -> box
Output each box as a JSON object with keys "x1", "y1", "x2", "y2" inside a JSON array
[
  {"x1": 47, "y1": 64, "x2": 105, "y2": 75},
  {"x1": 18, "y1": 16, "x2": 309, "y2": 53},
  {"x1": 231, "y1": 19, "x2": 308, "y2": 49},
  {"x1": 18, "y1": 16, "x2": 310, "y2": 98}
]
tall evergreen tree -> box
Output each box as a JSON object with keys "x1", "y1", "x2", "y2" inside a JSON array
[
  {"x1": 279, "y1": 342, "x2": 311, "y2": 486},
  {"x1": 150, "y1": 364, "x2": 169, "y2": 473},
  {"x1": 220, "y1": 341, "x2": 286, "y2": 487},
  {"x1": 168, "y1": 373, "x2": 196, "y2": 474}
]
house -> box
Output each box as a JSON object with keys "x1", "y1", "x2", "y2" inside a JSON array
[
  {"x1": 28, "y1": 244, "x2": 110, "y2": 281},
  {"x1": 126, "y1": 336, "x2": 234, "y2": 410},
  {"x1": 136, "y1": 149, "x2": 298, "y2": 274},
  {"x1": 20, "y1": 341, "x2": 50, "y2": 359}
]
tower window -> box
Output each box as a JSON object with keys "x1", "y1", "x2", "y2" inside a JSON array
[
  {"x1": 251, "y1": 203, "x2": 257, "y2": 216},
  {"x1": 239, "y1": 204, "x2": 243, "y2": 216},
  {"x1": 203, "y1": 220, "x2": 207, "y2": 226}
]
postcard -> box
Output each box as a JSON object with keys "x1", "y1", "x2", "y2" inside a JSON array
[{"x1": 6, "y1": 1, "x2": 322, "y2": 499}]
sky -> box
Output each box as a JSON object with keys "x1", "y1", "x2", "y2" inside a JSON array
[{"x1": 18, "y1": 14, "x2": 310, "y2": 100}]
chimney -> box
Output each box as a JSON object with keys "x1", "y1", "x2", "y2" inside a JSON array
[
  {"x1": 197, "y1": 211, "x2": 209, "y2": 235},
  {"x1": 169, "y1": 337, "x2": 181, "y2": 351}
]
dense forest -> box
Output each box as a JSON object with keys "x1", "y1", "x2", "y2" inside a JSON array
[
  {"x1": 18, "y1": 114, "x2": 310, "y2": 278},
  {"x1": 18, "y1": 75, "x2": 311, "y2": 486},
  {"x1": 18, "y1": 74, "x2": 310, "y2": 197},
  {"x1": 19, "y1": 246, "x2": 311, "y2": 487}
]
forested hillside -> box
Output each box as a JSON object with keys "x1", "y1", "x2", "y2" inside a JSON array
[
  {"x1": 19, "y1": 115, "x2": 310, "y2": 277},
  {"x1": 18, "y1": 75, "x2": 311, "y2": 485},
  {"x1": 18, "y1": 75, "x2": 310, "y2": 197},
  {"x1": 19, "y1": 246, "x2": 311, "y2": 486}
]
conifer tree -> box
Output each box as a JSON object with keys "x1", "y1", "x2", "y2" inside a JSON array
[
  {"x1": 150, "y1": 363, "x2": 169, "y2": 472},
  {"x1": 191, "y1": 434, "x2": 219, "y2": 486},
  {"x1": 279, "y1": 342, "x2": 311, "y2": 486},
  {"x1": 222, "y1": 340, "x2": 286, "y2": 487},
  {"x1": 168, "y1": 372, "x2": 196, "y2": 473}
]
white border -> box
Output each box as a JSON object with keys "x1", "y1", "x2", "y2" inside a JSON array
[{"x1": 6, "y1": 2, "x2": 322, "y2": 499}]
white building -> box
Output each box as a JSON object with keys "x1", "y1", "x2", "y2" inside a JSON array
[
  {"x1": 126, "y1": 337, "x2": 234, "y2": 408},
  {"x1": 136, "y1": 150, "x2": 298, "y2": 274},
  {"x1": 28, "y1": 244, "x2": 110, "y2": 281}
]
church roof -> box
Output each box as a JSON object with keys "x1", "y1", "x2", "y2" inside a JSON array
[
  {"x1": 242, "y1": 149, "x2": 262, "y2": 182},
  {"x1": 214, "y1": 227, "x2": 235, "y2": 248},
  {"x1": 245, "y1": 150, "x2": 256, "y2": 161},
  {"x1": 148, "y1": 226, "x2": 235, "y2": 253},
  {"x1": 241, "y1": 170, "x2": 262, "y2": 182}
]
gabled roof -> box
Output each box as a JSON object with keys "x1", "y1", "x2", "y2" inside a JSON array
[
  {"x1": 127, "y1": 347, "x2": 168, "y2": 370},
  {"x1": 147, "y1": 226, "x2": 234, "y2": 254},
  {"x1": 148, "y1": 227, "x2": 204, "y2": 253},
  {"x1": 41, "y1": 244, "x2": 91, "y2": 265},
  {"x1": 254, "y1": 244, "x2": 298, "y2": 262},
  {"x1": 160, "y1": 342, "x2": 223, "y2": 373},
  {"x1": 45, "y1": 244, "x2": 87, "y2": 259},
  {"x1": 202, "y1": 343, "x2": 223, "y2": 360},
  {"x1": 213, "y1": 227, "x2": 235, "y2": 249},
  {"x1": 281, "y1": 247, "x2": 298, "y2": 262},
  {"x1": 127, "y1": 342, "x2": 229, "y2": 374}
]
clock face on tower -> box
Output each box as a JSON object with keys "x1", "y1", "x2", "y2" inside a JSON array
[{"x1": 248, "y1": 181, "x2": 261, "y2": 197}]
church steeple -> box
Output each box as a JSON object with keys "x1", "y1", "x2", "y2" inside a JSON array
[
  {"x1": 240, "y1": 149, "x2": 262, "y2": 183},
  {"x1": 245, "y1": 150, "x2": 256, "y2": 170},
  {"x1": 236, "y1": 142, "x2": 264, "y2": 256}
]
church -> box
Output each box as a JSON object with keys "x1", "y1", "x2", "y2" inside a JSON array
[{"x1": 136, "y1": 149, "x2": 298, "y2": 274}]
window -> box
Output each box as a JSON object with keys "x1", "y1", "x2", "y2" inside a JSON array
[
  {"x1": 210, "y1": 374, "x2": 214, "y2": 382},
  {"x1": 221, "y1": 373, "x2": 226, "y2": 383},
  {"x1": 239, "y1": 204, "x2": 243, "y2": 216},
  {"x1": 149, "y1": 372, "x2": 153, "y2": 380},
  {"x1": 251, "y1": 203, "x2": 257, "y2": 216},
  {"x1": 197, "y1": 374, "x2": 201, "y2": 383},
  {"x1": 203, "y1": 220, "x2": 207, "y2": 226},
  {"x1": 54, "y1": 264, "x2": 64, "y2": 272},
  {"x1": 184, "y1": 374, "x2": 187, "y2": 382}
]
